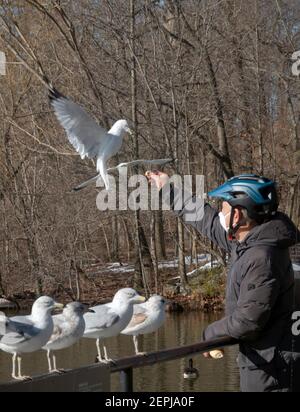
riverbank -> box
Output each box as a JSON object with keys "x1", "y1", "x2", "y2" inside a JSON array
[{"x1": 1, "y1": 261, "x2": 226, "y2": 313}]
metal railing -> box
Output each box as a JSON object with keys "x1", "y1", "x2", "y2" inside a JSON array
[
  {"x1": 0, "y1": 336, "x2": 238, "y2": 392},
  {"x1": 113, "y1": 336, "x2": 238, "y2": 392}
]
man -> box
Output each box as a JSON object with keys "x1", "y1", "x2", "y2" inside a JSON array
[{"x1": 146, "y1": 171, "x2": 300, "y2": 392}]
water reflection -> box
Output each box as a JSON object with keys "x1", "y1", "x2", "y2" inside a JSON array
[{"x1": 0, "y1": 311, "x2": 239, "y2": 391}]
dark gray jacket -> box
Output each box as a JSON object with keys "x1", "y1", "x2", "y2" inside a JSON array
[{"x1": 164, "y1": 185, "x2": 300, "y2": 391}]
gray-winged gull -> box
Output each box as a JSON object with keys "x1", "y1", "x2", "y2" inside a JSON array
[
  {"x1": 43, "y1": 302, "x2": 94, "y2": 373},
  {"x1": 121, "y1": 294, "x2": 167, "y2": 355},
  {"x1": 49, "y1": 88, "x2": 132, "y2": 190},
  {"x1": 83, "y1": 288, "x2": 145, "y2": 362},
  {"x1": 0, "y1": 296, "x2": 63, "y2": 380}
]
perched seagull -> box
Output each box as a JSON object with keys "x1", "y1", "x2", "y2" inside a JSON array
[
  {"x1": 73, "y1": 158, "x2": 175, "y2": 191},
  {"x1": 49, "y1": 88, "x2": 132, "y2": 190},
  {"x1": 121, "y1": 295, "x2": 167, "y2": 355},
  {"x1": 0, "y1": 296, "x2": 63, "y2": 380},
  {"x1": 83, "y1": 288, "x2": 145, "y2": 363},
  {"x1": 43, "y1": 302, "x2": 94, "y2": 374}
]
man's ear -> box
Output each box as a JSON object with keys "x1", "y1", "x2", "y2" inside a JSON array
[{"x1": 234, "y1": 207, "x2": 243, "y2": 224}]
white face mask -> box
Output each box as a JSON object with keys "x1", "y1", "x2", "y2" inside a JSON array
[{"x1": 218, "y1": 211, "x2": 231, "y2": 232}]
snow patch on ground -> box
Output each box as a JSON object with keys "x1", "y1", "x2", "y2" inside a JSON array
[
  {"x1": 158, "y1": 254, "x2": 211, "y2": 269},
  {"x1": 89, "y1": 254, "x2": 213, "y2": 277},
  {"x1": 169, "y1": 260, "x2": 220, "y2": 282},
  {"x1": 106, "y1": 263, "x2": 135, "y2": 273}
]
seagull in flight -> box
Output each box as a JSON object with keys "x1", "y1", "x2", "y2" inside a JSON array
[{"x1": 49, "y1": 88, "x2": 132, "y2": 190}]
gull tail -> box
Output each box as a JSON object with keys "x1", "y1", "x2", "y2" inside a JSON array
[
  {"x1": 0, "y1": 312, "x2": 7, "y2": 335},
  {"x1": 73, "y1": 174, "x2": 100, "y2": 191},
  {"x1": 0, "y1": 312, "x2": 16, "y2": 335}
]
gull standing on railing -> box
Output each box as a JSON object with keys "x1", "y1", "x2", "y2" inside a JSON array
[
  {"x1": 83, "y1": 288, "x2": 145, "y2": 363},
  {"x1": 121, "y1": 295, "x2": 167, "y2": 355},
  {"x1": 43, "y1": 302, "x2": 94, "y2": 374},
  {"x1": 0, "y1": 296, "x2": 63, "y2": 380}
]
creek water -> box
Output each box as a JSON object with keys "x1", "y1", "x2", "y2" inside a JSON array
[{"x1": 0, "y1": 311, "x2": 240, "y2": 391}]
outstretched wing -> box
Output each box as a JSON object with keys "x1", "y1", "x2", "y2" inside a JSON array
[
  {"x1": 49, "y1": 88, "x2": 109, "y2": 159},
  {"x1": 108, "y1": 158, "x2": 175, "y2": 171}
]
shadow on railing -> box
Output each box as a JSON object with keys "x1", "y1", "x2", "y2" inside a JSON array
[{"x1": 0, "y1": 336, "x2": 238, "y2": 392}]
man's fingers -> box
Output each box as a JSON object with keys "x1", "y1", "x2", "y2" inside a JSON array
[
  {"x1": 145, "y1": 170, "x2": 169, "y2": 190},
  {"x1": 203, "y1": 352, "x2": 211, "y2": 358},
  {"x1": 145, "y1": 170, "x2": 160, "y2": 178},
  {"x1": 145, "y1": 170, "x2": 161, "y2": 185},
  {"x1": 145, "y1": 171, "x2": 156, "y2": 186}
]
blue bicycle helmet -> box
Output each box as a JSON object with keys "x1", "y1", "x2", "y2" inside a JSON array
[{"x1": 208, "y1": 174, "x2": 278, "y2": 222}]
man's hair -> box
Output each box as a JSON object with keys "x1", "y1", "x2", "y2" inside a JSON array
[{"x1": 239, "y1": 207, "x2": 256, "y2": 225}]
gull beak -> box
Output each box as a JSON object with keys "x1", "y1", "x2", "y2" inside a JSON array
[
  {"x1": 137, "y1": 296, "x2": 146, "y2": 303},
  {"x1": 127, "y1": 128, "x2": 133, "y2": 136},
  {"x1": 81, "y1": 303, "x2": 95, "y2": 313},
  {"x1": 53, "y1": 302, "x2": 64, "y2": 310}
]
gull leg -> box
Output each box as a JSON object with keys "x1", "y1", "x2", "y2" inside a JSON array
[
  {"x1": 17, "y1": 355, "x2": 31, "y2": 381},
  {"x1": 52, "y1": 353, "x2": 66, "y2": 374},
  {"x1": 47, "y1": 349, "x2": 53, "y2": 373},
  {"x1": 96, "y1": 339, "x2": 106, "y2": 363},
  {"x1": 11, "y1": 353, "x2": 17, "y2": 380},
  {"x1": 133, "y1": 335, "x2": 147, "y2": 356},
  {"x1": 103, "y1": 343, "x2": 115, "y2": 364},
  {"x1": 133, "y1": 335, "x2": 139, "y2": 354}
]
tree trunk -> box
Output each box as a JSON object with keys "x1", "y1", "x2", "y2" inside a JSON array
[
  {"x1": 150, "y1": 212, "x2": 159, "y2": 293},
  {"x1": 130, "y1": 0, "x2": 153, "y2": 295},
  {"x1": 191, "y1": 228, "x2": 198, "y2": 267},
  {"x1": 100, "y1": 222, "x2": 112, "y2": 261},
  {"x1": 121, "y1": 217, "x2": 134, "y2": 262},
  {"x1": 204, "y1": 46, "x2": 234, "y2": 179},
  {"x1": 177, "y1": 218, "x2": 187, "y2": 288},
  {"x1": 255, "y1": 9, "x2": 264, "y2": 175},
  {"x1": 26, "y1": 234, "x2": 43, "y2": 296},
  {"x1": 0, "y1": 268, "x2": 5, "y2": 296},
  {"x1": 154, "y1": 209, "x2": 166, "y2": 260},
  {"x1": 111, "y1": 215, "x2": 119, "y2": 262}
]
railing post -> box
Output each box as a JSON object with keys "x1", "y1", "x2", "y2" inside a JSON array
[{"x1": 120, "y1": 368, "x2": 133, "y2": 392}]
